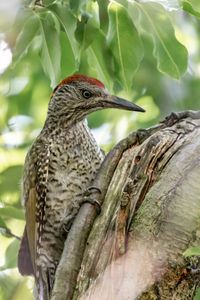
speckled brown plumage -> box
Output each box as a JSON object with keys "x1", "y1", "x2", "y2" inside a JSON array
[{"x1": 18, "y1": 74, "x2": 145, "y2": 300}]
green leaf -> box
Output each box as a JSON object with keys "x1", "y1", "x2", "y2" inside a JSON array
[
  {"x1": 75, "y1": 12, "x2": 100, "y2": 51},
  {"x1": 194, "y1": 288, "x2": 200, "y2": 300},
  {"x1": 69, "y1": 0, "x2": 87, "y2": 14},
  {"x1": 97, "y1": 0, "x2": 109, "y2": 32},
  {"x1": 49, "y1": 3, "x2": 79, "y2": 62},
  {"x1": 129, "y1": 2, "x2": 188, "y2": 79},
  {"x1": 140, "y1": 0, "x2": 179, "y2": 10},
  {"x1": 115, "y1": 0, "x2": 179, "y2": 10},
  {"x1": 60, "y1": 31, "x2": 78, "y2": 78},
  {"x1": 0, "y1": 216, "x2": 7, "y2": 229},
  {"x1": 0, "y1": 165, "x2": 23, "y2": 196},
  {"x1": 0, "y1": 207, "x2": 24, "y2": 220},
  {"x1": 75, "y1": 3, "x2": 100, "y2": 50},
  {"x1": 87, "y1": 31, "x2": 113, "y2": 90},
  {"x1": 181, "y1": 0, "x2": 200, "y2": 18},
  {"x1": 39, "y1": 12, "x2": 61, "y2": 87},
  {"x1": 158, "y1": 0, "x2": 179, "y2": 10},
  {"x1": 183, "y1": 246, "x2": 200, "y2": 257},
  {"x1": 43, "y1": 0, "x2": 57, "y2": 5},
  {"x1": 107, "y1": 2, "x2": 143, "y2": 91},
  {"x1": 0, "y1": 5, "x2": 31, "y2": 33},
  {"x1": 0, "y1": 239, "x2": 20, "y2": 270},
  {"x1": 12, "y1": 14, "x2": 40, "y2": 65},
  {"x1": 0, "y1": 217, "x2": 19, "y2": 239}
]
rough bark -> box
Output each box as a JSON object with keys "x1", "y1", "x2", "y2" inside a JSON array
[{"x1": 51, "y1": 111, "x2": 200, "y2": 300}]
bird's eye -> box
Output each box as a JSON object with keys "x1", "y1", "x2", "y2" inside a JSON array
[{"x1": 82, "y1": 90, "x2": 92, "y2": 99}]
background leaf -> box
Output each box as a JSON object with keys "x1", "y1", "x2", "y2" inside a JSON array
[
  {"x1": 0, "y1": 239, "x2": 20, "y2": 270},
  {"x1": 182, "y1": 0, "x2": 200, "y2": 18},
  {"x1": 0, "y1": 216, "x2": 7, "y2": 229},
  {"x1": 107, "y1": 2, "x2": 143, "y2": 92},
  {"x1": 137, "y1": 0, "x2": 179, "y2": 10},
  {"x1": 129, "y1": 2, "x2": 188, "y2": 79},
  {"x1": 39, "y1": 12, "x2": 61, "y2": 87},
  {"x1": 86, "y1": 31, "x2": 113, "y2": 89},
  {"x1": 13, "y1": 14, "x2": 40, "y2": 66},
  {"x1": 194, "y1": 288, "x2": 200, "y2": 300},
  {"x1": 49, "y1": 3, "x2": 79, "y2": 62},
  {"x1": 0, "y1": 165, "x2": 23, "y2": 199},
  {"x1": 183, "y1": 246, "x2": 200, "y2": 257},
  {"x1": 69, "y1": 0, "x2": 87, "y2": 14},
  {"x1": 0, "y1": 207, "x2": 24, "y2": 220}
]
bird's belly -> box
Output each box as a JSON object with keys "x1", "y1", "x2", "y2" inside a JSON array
[{"x1": 48, "y1": 157, "x2": 98, "y2": 194}]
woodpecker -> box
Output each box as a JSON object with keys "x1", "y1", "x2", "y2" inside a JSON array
[{"x1": 18, "y1": 74, "x2": 145, "y2": 300}]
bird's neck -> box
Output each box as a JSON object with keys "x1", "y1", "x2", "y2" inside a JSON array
[
  {"x1": 42, "y1": 115, "x2": 97, "y2": 147},
  {"x1": 40, "y1": 115, "x2": 104, "y2": 169},
  {"x1": 43, "y1": 112, "x2": 75, "y2": 131}
]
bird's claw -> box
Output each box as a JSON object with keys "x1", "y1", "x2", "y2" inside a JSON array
[
  {"x1": 82, "y1": 198, "x2": 101, "y2": 215},
  {"x1": 62, "y1": 219, "x2": 74, "y2": 233},
  {"x1": 78, "y1": 186, "x2": 102, "y2": 214},
  {"x1": 83, "y1": 186, "x2": 101, "y2": 197}
]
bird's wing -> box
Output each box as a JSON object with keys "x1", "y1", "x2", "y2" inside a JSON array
[
  {"x1": 25, "y1": 187, "x2": 37, "y2": 273},
  {"x1": 18, "y1": 143, "x2": 50, "y2": 276}
]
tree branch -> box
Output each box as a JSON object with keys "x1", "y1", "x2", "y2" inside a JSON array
[{"x1": 51, "y1": 110, "x2": 200, "y2": 300}]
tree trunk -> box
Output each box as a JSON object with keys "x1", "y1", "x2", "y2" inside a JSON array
[{"x1": 51, "y1": 111, "x2": 200, "y2": 300}]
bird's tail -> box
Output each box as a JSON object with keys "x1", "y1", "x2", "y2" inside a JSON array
[{"x1": 18, "y1": 227, "x2": 34, "y2": 276}]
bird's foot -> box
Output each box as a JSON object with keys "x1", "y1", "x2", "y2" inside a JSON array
[
  {"x1": 79, "y1": 186, "x2": 102, "y2": 215},
  {"x1": 62, "y1": 218, "x2": 74, "y2": 234}
]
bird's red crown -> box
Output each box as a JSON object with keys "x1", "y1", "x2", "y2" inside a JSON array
[{"x1": 52, "y1": 74, "x2": 105, "y2": 95}]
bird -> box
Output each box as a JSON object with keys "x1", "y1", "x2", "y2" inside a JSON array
[{"x1": 17, "y1": 74, "x2": 145, "y2": 300}]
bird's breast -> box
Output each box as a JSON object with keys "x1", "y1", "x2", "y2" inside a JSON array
[{"x1": 46, "y1": 131, "x2": 104, "y2": 201}]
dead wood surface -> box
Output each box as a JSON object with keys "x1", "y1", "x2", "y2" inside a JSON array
[{"x1": 51, "y1": 111, "x2": 200, "y2": 300}]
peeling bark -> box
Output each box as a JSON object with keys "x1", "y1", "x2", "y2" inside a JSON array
[{"x1": 51, "y1": 111, "x2": 200, "y2": 300}]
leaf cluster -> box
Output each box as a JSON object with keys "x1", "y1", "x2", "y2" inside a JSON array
[{"x1": 11, "y1": 0, "x2": 190, "y2": 90}]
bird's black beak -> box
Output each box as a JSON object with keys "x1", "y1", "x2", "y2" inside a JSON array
[{"x1": 103, "y1": 95, "x2": 145, "y2": 112}]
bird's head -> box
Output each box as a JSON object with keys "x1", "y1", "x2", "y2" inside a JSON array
[{"x1": 47, "y1": 74, "x2": 145, "y2": 123}]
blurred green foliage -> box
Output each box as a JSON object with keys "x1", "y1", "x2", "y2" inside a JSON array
[
  {"x1": 194, "y1": 288, "x2": 200, "y2": 300},
  {"x1": 0, "y1": 0, "x2": 200, "y2": 299},
  {"x1": 183, "y1": 246, "x2": 200, "y2": 257}
]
